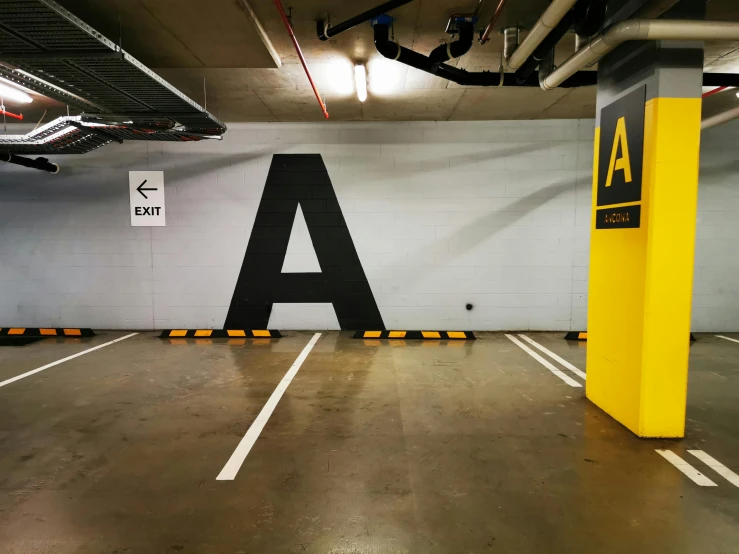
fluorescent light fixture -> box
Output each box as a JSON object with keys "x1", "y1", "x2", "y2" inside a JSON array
[
  {"x1": 0, "y1": 81, "x2": 32, "y2": 104},
  {"x1": 355, "y1": 64, "x2": 367, "y2": 102}
]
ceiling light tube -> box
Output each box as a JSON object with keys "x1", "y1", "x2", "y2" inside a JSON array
[
  {"x1": 355, "y1": 64, "x2": 367, "y2": 102},
  {"x1": 0, "y1": 81, "x2": 32, "y2": 103}
]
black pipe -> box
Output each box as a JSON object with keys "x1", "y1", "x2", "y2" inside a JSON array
[
  {"x1": 0, "y1": 151, "x2": 59, "y2": 173},
  {"x1": 373, "y1": 23, "x2": 596, "y2": 88},
  {"x1": 515, "y1": 10, "x2": 576, "y2": 84},
  {"x1": 317, "y1": 0, "x2": 414, "y2": 41},
  {"x1": 703, "y1": 73, "x2": 739, "y2": 88},
  {"x1": 574, "y1": 0, "x2": 607, "y2": 37},
  {"x1": 374, "y1": 24, "x2": 739, "y2": 91},
  {"x1": 428, "y1": 20, "x2": 474, "y2": 64}
]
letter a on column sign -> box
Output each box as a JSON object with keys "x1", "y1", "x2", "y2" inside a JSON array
[
  {"x1": 605, "y1": 117, "x2": 633, "y2": 188},
  {"x1": 225, "y1": 154, "x2": 385, "y2": 330}
]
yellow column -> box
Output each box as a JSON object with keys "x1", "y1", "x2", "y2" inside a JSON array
[{"x1": 586, "y1": 89, "x2": 702, "y2": 438}]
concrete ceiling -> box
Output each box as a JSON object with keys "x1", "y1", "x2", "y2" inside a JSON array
[{"x1": 6, "y1": 0, "x2": 739, "y2": 123}]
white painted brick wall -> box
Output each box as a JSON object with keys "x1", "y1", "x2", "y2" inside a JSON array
[{"x1": 0, "y1": 119, "x2": 736, "y2": 331}]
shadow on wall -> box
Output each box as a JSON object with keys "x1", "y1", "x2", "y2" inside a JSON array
[
  {"x1": 0, "y1": 147, "x2": 274, "y2": 202},
  {"x1": 0, "y1": 139, "x2": 555, "y2": 209},
  {"x1": 395, "y1": 175, "x2": 581, "y2": 289},
  {"x1": 699, "y1": 158, "x2": 739, "y2": 180}
]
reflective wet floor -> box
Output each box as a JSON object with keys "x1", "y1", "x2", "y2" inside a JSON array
[{"x1": 0, "y1": 331, "x2": 737, "y2": 553}]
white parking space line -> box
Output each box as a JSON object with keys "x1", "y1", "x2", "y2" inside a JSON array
[
  {"x1": 505, "y1": 334, "x2": 582, "y2": 388},
  {"x1": 0, "y1": 333, "x2": 138, "y2": 390},
  {"x1": 716, "y1": 335, "x2": 739, "y2": 344},
  {"x1": 518, "y1": 334, "x2": 587, "y2": 380},
  {"x1": 688, "y1": 450, "x2": 739, "y2": 488},
  {"x1": 217, "y1": 332, "x2": 322, "y2": 481},
  {"x1": 655, "y1": 450, "x2": 718, "y2": 486}
]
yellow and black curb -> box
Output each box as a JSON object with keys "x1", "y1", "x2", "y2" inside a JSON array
[
  {"x1": 0, "y1": 328, "x2": 95, "y2": 337},
  {"x1": 353, "y1": 331, "x2": 475, "y2": 340},
  {"x1": 565, "y1": 331, "x2": 696, "y2": 342},
  {"x1": 158, "y1": 330, "x2": 282, "y2": 339}
]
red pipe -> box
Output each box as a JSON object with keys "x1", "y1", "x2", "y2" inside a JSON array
[
  {"x1": 702, "y1": 86, "x2": 729, "y2": 98},
  {"x1": 480, "y1": 0, "x2": 509, "y2": 44},
  {"x1": 0, "y1": 108, "x2": 23, "y2": 120},
  {"x1": 273, "y1": 0, "x2": 329, "y2": 119}
]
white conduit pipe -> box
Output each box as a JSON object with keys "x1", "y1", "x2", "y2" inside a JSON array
[
  {"x1": 540, "y1": 19, "x2": 739, "y2": 90},
  {"x1": 702, "y1": 105, "x2": 739, "y2": 130},
  {"x1": 506, "y1": 0, "x2": 579, "y2": 70}
]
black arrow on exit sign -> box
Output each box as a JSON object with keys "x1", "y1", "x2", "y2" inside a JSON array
[{"x1": 137, "y1": 180, "x2": 157, "y2": 199}]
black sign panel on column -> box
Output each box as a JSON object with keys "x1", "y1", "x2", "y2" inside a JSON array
[{"x1": 595, "y1": 85, "x2": 646, "y2": 229}]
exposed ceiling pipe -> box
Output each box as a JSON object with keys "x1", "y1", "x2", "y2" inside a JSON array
[
  {"x1": 514, "y1": 0, "x2": 607, "y2": 85},
  {"x1": 473, "y1": 0, "x2": 486, "y2": 18},
  {"x1": 702, "y1": 86, "x2": 730, "y2": 98},
  {"x1": 372, "y1": 22, "x2": 595, "y2": 87},
  {"x1": 0, "y1": 151, "x2": 59, "y2": 173},
  {"x1": 236, "y1": 0, "x2": 282, "y2": 67},
  {"x1": 515, "y1": 10, "x2": 576, "y2": 83},
  {"x1": 506, "y1": 0, "x2": 580, "y2": 71},
  {"x1": 704, "y1": 74, "x2": 739, "y2": 88},
  {"x1": 573, "y1": 0, "x2": 607, "y2": 37},
  {"x1": 0, "y1": 107, "x2": 23, "y2": 120},
  {"x1": 479, "y1": 0, "x2": 509, "y2": 44},
  {"x1": 429, "y1": 19, "x2": 474, "y2": 63},
  {"x1": 317, "y1": 0, "x2": 414, "y2": 40},
  {"x1": 501, "y1": 26, "x2": 522, "y2": 59},
  {"x1": 540, "y1": 19, "x2": 739, "y2": 90},
  {"x1": 273, "y1": 0, "x2": 329, "y2": 119},
  {"x1": 702, "y1": 105, "x2": 739, "y2": 130}
]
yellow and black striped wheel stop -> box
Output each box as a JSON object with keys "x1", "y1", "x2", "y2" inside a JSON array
[
  {"x1": 0, "y1": 328, "x2": 94, "y2": 337},
  {"x1": 159, "y1": 330, "x2": 282, "y2": 339},
  {"x1": 354, "y1": 331, "x2": 475, "y2": 340}
]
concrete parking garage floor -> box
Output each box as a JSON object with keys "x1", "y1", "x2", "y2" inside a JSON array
[{"x1": 0, "y1": 332, "x2": 738, "y2": 553}]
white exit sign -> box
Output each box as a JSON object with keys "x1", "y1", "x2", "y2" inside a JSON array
[{"x1": 129, "y1": 171, "x2": 166, "y2": 226}]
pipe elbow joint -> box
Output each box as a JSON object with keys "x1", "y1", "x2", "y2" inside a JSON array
[
  {"x1": 373, "y1": 24, "x2": 401, "y2": 59},
  {"x1": 428, "y1": 21, "x2": 474, "y2": 64},
  {"x1": 316, "y1": 19, "x2": 329, "y2": 41},
  {"x1": 605, "y1": 19, "x2": 645, "y2": 47}
]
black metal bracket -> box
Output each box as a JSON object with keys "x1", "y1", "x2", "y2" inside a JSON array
[{"x1": 317, "y1": 0, "x2": 414, "y2": 41}]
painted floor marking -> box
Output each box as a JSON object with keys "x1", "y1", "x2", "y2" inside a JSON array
[
  {"x1": 505, "y1": 334, "x2": 582, "y2": 388},
  {"x1": 655, "y1": 450, "x2": 718, "y2": 486},
  {"x1": 518, "y1": 334, "x2": 587, "y2": 380},
  {"x1": 217, "y1": 332, "x2": 322, "y2": 481},
  {"x1": 688, "y1": 450, "x2": 739, "y2": 488},
  {"x1": 0, "y1": 333, "x2": 138, "y2": 389},
  {"x1": 716, "y1": 335, "x2": 739, "y2": 344}
]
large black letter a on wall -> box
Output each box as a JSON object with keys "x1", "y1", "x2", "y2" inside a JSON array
[{"x1": 225, "y1": 154, "x2": 385, "y2": 330}]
